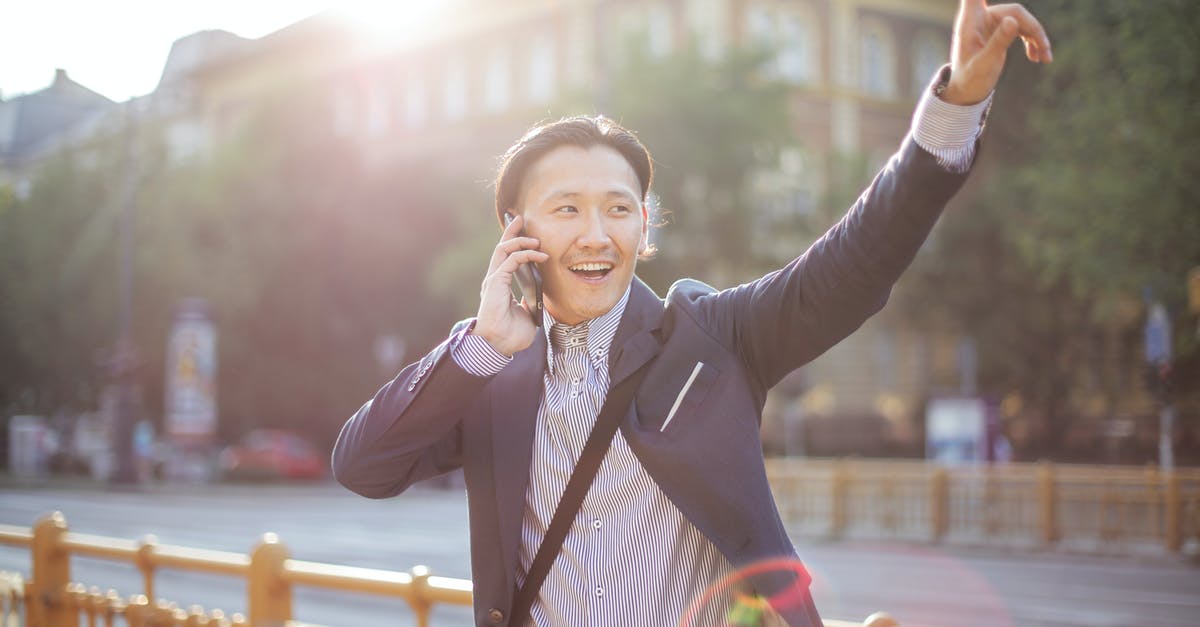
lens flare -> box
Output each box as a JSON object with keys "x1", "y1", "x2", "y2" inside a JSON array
[{"x1": 681, "y1": 558, "x2": 814, "y2": 627}]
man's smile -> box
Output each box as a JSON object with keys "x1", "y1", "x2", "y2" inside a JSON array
[{"x1": 566, "y1": 261, "x2": 615, "y2": 281}]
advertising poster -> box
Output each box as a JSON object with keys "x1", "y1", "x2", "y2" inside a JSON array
[
  {"x1": 165, "y1": 299, "x2": 217, "y2": 443},
  {"x1": 926, "y1": 397, "x2": 988, "y2": 464}
]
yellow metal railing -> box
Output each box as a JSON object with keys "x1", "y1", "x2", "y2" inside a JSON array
[
  {"x1": 766, "y1": 459, "x2": 1200, "y2": 552},
  {"x1": 0, "y1": 512, "x2": 888, "y2": 627}
]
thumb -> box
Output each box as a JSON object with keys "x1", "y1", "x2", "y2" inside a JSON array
[{"x1": 982, "y1": 16, "x2": 1019, "y2": 61}]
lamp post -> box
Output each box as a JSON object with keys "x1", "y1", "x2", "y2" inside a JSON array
[
  {"x1": 1144, "y1": 300, "x2": 1173, "y2": 470},
  {"x1": 108, "y1": 99, "x2": 141, "y2": 485}
]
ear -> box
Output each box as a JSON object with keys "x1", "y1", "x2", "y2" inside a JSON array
[{"x1": 638, "y1": 203, "x2": 650, "y2": 254}]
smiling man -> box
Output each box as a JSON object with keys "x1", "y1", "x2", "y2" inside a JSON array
[{"x1": 332, "y1": 2, "x2": 1052, "y2": 625}]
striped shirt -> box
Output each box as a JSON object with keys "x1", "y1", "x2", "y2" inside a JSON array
[
  {"x1": 456, "y1": 288, "x2": 733, "y2": 626},
  {"x1": 452, "y1": 81, "x2": 989, "y2": 625}
]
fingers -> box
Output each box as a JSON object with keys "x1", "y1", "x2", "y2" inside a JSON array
[
  {"x1": 489, "y1": 213, "x2": 541, "y2": 270},
  {"x1": 496, "y1": 249, "x2": 549, "y2": 275},
  {"x1": 981, "y1": 15, "x2": 1020, "y2": 61},
  {"x1": 989, "y1": 3, "x2": 1052, "y2": 63},
  {"x1": 490, "y1": 236, "x2": 541, "y2": 268}
]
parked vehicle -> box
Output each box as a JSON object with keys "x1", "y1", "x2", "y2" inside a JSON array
[{"x1": 217, "y1": 429, "x2": 326, "y2": 481}]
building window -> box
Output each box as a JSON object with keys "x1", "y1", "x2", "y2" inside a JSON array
[
  {"x1": 647, "y1": 2, "x2": 674, "y2": 58},
  {"x1": 859, "y1": 19, "x2": 896, "y2": 98},
  {"x1": 331, "y1": 88, "x2": 356, "y2": 137},
  {"x1": 911, "y1": 31, "x2": 947, "y2": 97},
  {"x1": 526, "y1": 34, "x2": 556, "y2": 104},
  {"x1": 745, "y1": 1, "x2": 819, "y2": 84},
  {"x1": 403, "y1": 74, "x2": 427, "y2": 128},
  {"x1": 483, "y1": 45, "x2": 512, "y2": 113},
  {"x1": 443, "y1": 55, "x2": 468, "y2": 120},
  {"x1": 686, "y1": 0, "x2": 726, "y2": 60},
  {"x1": 365, "y1": 81, "x2": 390, "y2": 136}
]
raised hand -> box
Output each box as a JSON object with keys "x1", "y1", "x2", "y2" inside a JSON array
[
  {"x1": 943, "y1": 0, "x2": 1053, "y2": 106},
  {"x1": 471, "y1": 214, "x2": 549, "y2": 356}
]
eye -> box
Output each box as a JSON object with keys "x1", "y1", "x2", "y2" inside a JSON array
[
  {"x1": 555, "y1": 205, "x2": 578, "y2": 214},
  {"x1": 611, "y1": 205, "x2": 632, "y2": 214}
]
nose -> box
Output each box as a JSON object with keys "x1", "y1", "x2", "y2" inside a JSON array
[{"x1": 576, "y1": 210, "x2": 611, "y2": 249}]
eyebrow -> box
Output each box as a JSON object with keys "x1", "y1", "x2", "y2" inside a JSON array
[{"x1": 539, "y1": 189, "x2": 640, "y2": 204}]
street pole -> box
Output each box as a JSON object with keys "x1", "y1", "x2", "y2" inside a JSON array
[
  {"x1": 1144, "y1": 301, "x2": 1173, "y2": 470},
  {"x1": 109, "y1": 99, "x2": 141, "y2": 485}
]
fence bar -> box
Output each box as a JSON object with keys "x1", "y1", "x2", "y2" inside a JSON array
[
  {"x1": 282, "y1": 561, "x2": 417, "y2": 599},
  {"x1": 1166, "y1": 472, "x2": 1182, "y2": 552},
  {"x1": 152, "y1": 545, "x2": 250, "y2": 576},
  {"x1": 62, "y1": 534, "x2": 138, "y2": 561},
  {"x1": 831, "y1": 461, "x2": 849, "y2": 538},
  {"x1": 0, "y1": 525, "x2": 33, "y2": 548},
  {"x1": 1038, "y1": 461, "x2": 1058, "y2": 545},
  {"x1": 930, "y1": 468, "x2": 949, "y2": 542}
]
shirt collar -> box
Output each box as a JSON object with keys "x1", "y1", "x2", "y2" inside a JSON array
[{"x1": 543, "y1": 285, "x2": 631, "y2": 374}]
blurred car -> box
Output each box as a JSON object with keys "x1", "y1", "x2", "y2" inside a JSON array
[{"x1": 217, "y1": 429, "x2": 326, "y2": 481}]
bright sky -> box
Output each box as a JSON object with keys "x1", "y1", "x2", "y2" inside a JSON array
[{"x1": 1, "y1": 1, "x2": 336, "y2": 102}]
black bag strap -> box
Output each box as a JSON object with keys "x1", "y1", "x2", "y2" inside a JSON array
[{"x1": 509, "y1": 361, "x2": 653, "y2": 626}]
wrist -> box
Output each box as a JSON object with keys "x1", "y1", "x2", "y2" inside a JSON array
[
  {"x1": 939, "y1": 81, "x2": 986, "y2": 107},
  {"x1": 468, "y1": 321, "x2": 514, "y2": 357}
]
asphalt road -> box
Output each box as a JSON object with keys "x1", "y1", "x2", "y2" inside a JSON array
[{"x1": 2, "y1": 480, "x2": 1198, "y2": 626}]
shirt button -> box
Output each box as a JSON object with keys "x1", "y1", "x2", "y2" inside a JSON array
[
  {"x1": 592, "y1": 519, "x2": 602, "y2": 529},
  {"x1": 595, "y1": 586, "x2": 604, "y2": 598},
  {"x1": 570, "y1": 391, "x2": 578, "y2": 398},
  {"x1": 487, "y1": 608, "x2": 504, "y2": 624},
  {"x1": 571, "y1": 377, "x2": 581, "y2": 385}
]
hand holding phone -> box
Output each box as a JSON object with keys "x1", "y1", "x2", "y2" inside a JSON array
[
  {"x1": 505, "y1": 214, "x2": 544, "y2": 327},
  {"x1": 470, "y1": 214, "x2": 548, "y2": 356}
]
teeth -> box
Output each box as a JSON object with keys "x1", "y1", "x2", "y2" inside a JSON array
[{"x1": 569, "y1": 263, "x2": 613, "y2": 272}]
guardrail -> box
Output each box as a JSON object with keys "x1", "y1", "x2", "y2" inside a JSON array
[
  {"x1": 767, "y1": 459, "x2": 1200, "y2": 552},
  {"x1": 0, "y1": 512, "x2": 889, "y2": 627}
]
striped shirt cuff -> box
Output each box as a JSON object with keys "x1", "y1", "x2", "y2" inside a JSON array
[
  {"x1": 912, "y1": 72, "x2": 993, "y2": 174},
  {"x1": 450, "y1": 321, "x2": 512, "y2": 377}
]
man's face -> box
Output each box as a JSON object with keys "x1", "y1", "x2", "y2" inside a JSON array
[{"x1": 514, "y1": 144, "x2": 648, "y2": 326}]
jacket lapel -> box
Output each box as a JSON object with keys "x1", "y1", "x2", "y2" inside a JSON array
[
  {"x1": 491, "y1": 331, "x2": 547, "y2": 586},
  {"x1": 608, "y1": 277, "x2": 665, "y2": 385}
]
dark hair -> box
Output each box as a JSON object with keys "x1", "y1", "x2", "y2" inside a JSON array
[{"x1": 493, "y1": 115, "x2": 653, "y2": 227}]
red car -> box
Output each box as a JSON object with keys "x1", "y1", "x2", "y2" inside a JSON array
[{"x1": 218, "y1": 429, "x2": 326, "y2": 481}]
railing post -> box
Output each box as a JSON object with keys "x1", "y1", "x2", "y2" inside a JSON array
[
  {"x1": 136, "y1": 535, "x2": 158, "y2": 602},
  {"x1": 248, "y1": 533, "x2": 292, "y2": 626},
  {"x1": 863, "y1": 611, "x2": 899, "y2": 627},
  {"x1": 1165, "y1": 472, "x2": 1182, "y2": 552},
  {"x1": 33, "y1": 511, "x2": 75, "y2": 627},
  {"x1": 831, "y1": 461, "x2": 849, "y2": 538},
  {"x1": 409, "y1": 565, "x2": 432, "y2": 627},
  {"x1": 1038, "y1": 461, "x2": 1057, "y2": 545},
  {"x1": 930, "y1": 467, "x2": 949, "y2": 543}
]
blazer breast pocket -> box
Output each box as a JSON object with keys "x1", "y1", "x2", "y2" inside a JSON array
[{"x1": 655, "y1": 361, "x2": 719, "y2": 434}]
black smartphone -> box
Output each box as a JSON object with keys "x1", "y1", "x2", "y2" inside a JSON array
[{"x1": 504, "y1": 214, "x2": 544, "y2": 327}]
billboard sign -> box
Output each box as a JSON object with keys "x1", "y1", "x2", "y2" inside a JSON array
[{"x1": 165, "y1": 299, "x2": 217, "y2": 443}]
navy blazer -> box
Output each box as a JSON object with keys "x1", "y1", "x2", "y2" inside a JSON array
[{"x1": 333, "y1": 136, "x2": 971, "y2": 626}]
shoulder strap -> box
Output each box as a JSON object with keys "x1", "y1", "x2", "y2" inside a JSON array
[{"x1": 509, "y1": 362, "x2": 652, "y2": 626}]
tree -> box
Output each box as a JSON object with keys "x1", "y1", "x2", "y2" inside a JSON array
[{"x1": 896, "y1": 0, "x2": 1200, "y2": 459}]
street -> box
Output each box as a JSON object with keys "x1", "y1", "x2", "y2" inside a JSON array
[{"x1": 2, "y1": 480, "x2": 1198, "y2": 626}]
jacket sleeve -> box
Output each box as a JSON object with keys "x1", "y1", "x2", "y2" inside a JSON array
[
  {"x1": 695, "y1": 136, "x2": 973, "y2": 389},
  {"x1": 331, "y1": 319, "x2": 491, "y2": 498}
]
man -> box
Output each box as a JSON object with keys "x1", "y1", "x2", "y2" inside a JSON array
[{"x1": 333, "y1": 1, "x2": 1052, "y2": 625}]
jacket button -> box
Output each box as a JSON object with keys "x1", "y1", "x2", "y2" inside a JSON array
[{"x1": 487, "y1": 608, "x2": 504, "y2": 624}]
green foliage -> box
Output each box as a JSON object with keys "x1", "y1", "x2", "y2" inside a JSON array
[
  {"x1": 555, "y1": 38, "x2": 795, "y2": 290},
  {"x1": 898, "y1": 0, "x2": 1200, "y2": 456}
]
